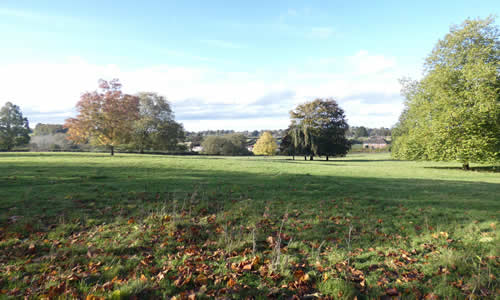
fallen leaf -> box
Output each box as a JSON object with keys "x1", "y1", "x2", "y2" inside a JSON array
[
  {"x1": 227, "y1": 278, "x2": 236, "y2": 288},
  {"x1": 386, "y1": 288, "x2": 399, "y2": 296},
  {"x1": 86, "y1": 295, "x2": 105, "y2": 300},
  {"x1": 195, "y1": 274, "x2": 207, "y2": 285}
]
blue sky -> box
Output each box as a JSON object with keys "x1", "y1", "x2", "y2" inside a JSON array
[{"x1": 0, "y1": 1, "x2": 498, "y2": 131}]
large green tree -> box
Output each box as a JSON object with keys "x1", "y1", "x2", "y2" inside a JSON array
[
  {"x1": 289, "y1": 98, "x2": 350, "y2": 160},
  {"x1": 392, "y1": 17, "x2": 500, "y2": 169},
  {"x1": 131, "y1": 92, "x2": 185, "y2": 153},
  {"x1": 0, "y1": 102, "x2": 30, "y2": 150}
]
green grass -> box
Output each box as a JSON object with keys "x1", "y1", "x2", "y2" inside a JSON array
[{"x1": 0, "y1": 152, "x2": 498, "y2": 299}]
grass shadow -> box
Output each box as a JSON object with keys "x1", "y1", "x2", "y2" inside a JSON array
[
  {"x1": 425, "y1": 166, "x2": 500, "y2": 173},
  {"x1": 1, "y1": 160, "x2": 498, "y2": 230}
]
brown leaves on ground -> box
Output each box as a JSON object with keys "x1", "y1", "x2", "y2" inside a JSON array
[{"x1": 1, "y1": 205, "x2": 498, "y2": 299}]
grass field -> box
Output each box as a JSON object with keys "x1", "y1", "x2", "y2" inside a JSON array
[{"x1": 0, "y1": 152, "x2": 499, "y2": 299}]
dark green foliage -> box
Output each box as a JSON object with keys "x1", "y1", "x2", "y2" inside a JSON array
[
  {"x1": 289, "y1": 98, "x2": 350, "y2": 160},
  {"x1": 201, "y1": 134, "x2": 250, "y2": 155},
  {"x1": 279, "y1": 127, "x2": 295, "y2": 157},
  {"x1": 353, "y1": 126, "x2": 369, "y2": 137},
  {"x1": 0, "y1": 102, "x2": 30, "y2": 150}
]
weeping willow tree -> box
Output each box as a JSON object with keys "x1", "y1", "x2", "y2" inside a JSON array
[
  {"x1": 288, "y1": 98, "x2": 350, "y2": 160},
  {"x1": 290, "y1": 124, "x2": 316, "y2": 160},
  {"x1": 392, "y1": 17, "x2": 500, "y2": 169}
]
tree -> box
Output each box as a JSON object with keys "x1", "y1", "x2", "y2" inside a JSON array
[
  {"x1": 64, "y1": 79, "x2": 140, "y2": 155},
  {"x1": 279, "y1": 127, "x2": 298, "y2": 159},
  {"x1": 392, "y1": 17, "x2": 500, "y2": 169},
  {"x1": 289, "y1": 98, "x2": 350, "y2": 160},
  {"x1": 33, "y1": 124, "x2": 67, "y2": 136},
  {"x1": 354, "y1": 126, "x2": 369, "y2": 137},
  {"x1": 315, "y1": 100, "x2": 350, "y2": 160},
  {"x1": 201, "y1": 134, "x2": 250, "y2": 156},
  {"x1": 131, "y1": 92, "x2": 184, "y2": 153},
  {"x1": 0, "y1": 102, "x2": 30, "y2": 150},
  {"x1": 253, "y1": 131, "x2": 278, "y2": 155}
]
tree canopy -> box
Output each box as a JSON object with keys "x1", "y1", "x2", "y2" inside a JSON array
[
  {"x1": 0, "y1": 102, "x2": 30, "y2": 150},
  {"x1": 391, "y1": 17, "x2": 500, "y2": 169},
  {"x1": 288, "y1": 98, "x2": 350, "y2": 160},
  {"x1": 130, "y1": 92, "x2": 184, "y2": 153},
  {"x1": 201, "y1": 134, "x2": 250, "y2": 156},
  {"x1": 252, "y1": 131, "x2": 278, "y2": 155},
  {"x1": 33, "y1": 124, "x2": 67, "y2": 136},
  {"x1": 64, "y1": 79, "x2": 140, "y2": 155}
]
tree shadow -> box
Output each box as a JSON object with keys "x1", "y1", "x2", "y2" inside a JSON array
[
  {"x1": 0, "y1": 152, "x2": 113, "y2": 158},
  {"x1": 328, "y1": 159, "x2": 396, "y2": 163},
  {"x1": 424, "y1": 166, "x2": 500, "y2": 173},
  {"x1": 1, "y1": 159, "x2": 498, "y2": 230}
]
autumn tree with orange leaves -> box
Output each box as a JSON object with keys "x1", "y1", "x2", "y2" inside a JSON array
[{"x1": 64, "y1": 79, "x2": 139, "y2": 155}]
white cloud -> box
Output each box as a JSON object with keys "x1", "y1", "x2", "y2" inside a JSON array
[
  {"x1": 348, "y1": 50, "x2": 397, "y2": 75},
  {"x1": 0, "y1": 51, "x2": 410, "y2": 130}
]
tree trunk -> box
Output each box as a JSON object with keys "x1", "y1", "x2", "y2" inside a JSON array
[
  {"x1": 292, "y1": 154, "x2": 295, "y2": 160},
  {"x1": 140, "y1": 148, "x2": 144, "y2": 154},
  {"x1": 326, "y1": 156, "x2": 329, "y2": 161},
  {"x1": 309, "y1": 155, "x2": 314, "y2": 161},
  {"x1": 304, "y1": 156, "x2": 307, "y2": 161},
  {"x1": 463, "y1": 162, "x2": 470, "y2": 170},
  {"x1": 110, "y1": 146, "x2": 114, "y2": 156}
]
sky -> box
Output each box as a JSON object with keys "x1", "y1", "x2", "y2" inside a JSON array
[{"x1": 0, "y1": 1, "x2": 498, "y2": 131}]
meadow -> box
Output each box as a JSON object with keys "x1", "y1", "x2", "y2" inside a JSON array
[{"x1": 0, "y1": 152, "x2": 498, "y2": 299}]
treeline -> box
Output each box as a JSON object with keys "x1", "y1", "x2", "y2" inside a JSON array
[
  {"x1": 346, "y1": 126, "x2": 391, "y2": 138},
  {"x1": 201, "y1": 134, "x2": 251, "y2": 156},
  {"x1": 27, "y1": 123, "x2": 390, "y2": 153},
  {"x1": 186, "y1": 129, "x2": 284, "y2": 138},
  {"x1": 3, "y1": 79, "x2": 380, "y2": 157}
]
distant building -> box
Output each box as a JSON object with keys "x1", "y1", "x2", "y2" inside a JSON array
[
  {"x1": 192, "y1": 146, "x2": 203, "y2": 153},
  {"x1": 363, "y1": 137, "x2": 389, "y2": 149},
  {"x1": 247, "y1": 145, "x2": 254, "y2": 152}
]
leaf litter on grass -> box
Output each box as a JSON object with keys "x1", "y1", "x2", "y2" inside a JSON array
[
  {"x1": 0, "y1": 153, "x2": 499, "y2": 298},
  {"x1": 0, "y1": 189, "x2": 498, "y2": 299}
]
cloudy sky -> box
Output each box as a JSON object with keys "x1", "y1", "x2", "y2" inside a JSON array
[{"x1": 0, "y1": 1, "x2": 498, "y2": 131}]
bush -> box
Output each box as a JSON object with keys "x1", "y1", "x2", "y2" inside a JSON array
[{"x1": 201, "y1": 134, "x2": 251, "y2": 156}]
